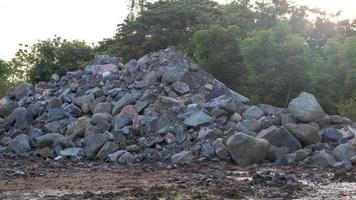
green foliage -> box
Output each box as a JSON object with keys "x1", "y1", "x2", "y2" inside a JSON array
[
  {"x1": 337, "y1": 96, "x2": 356, "y2": 121},
  {"x1": 193, "y1": 25, "x2": 242, "y2": 88},
  {"x1": 240, "y1": 22, "x2": 310, "y2": 106},
  {"x1": 0, "y1": 59, "x2": 10, "y2": 97},
  {"x1": 13, "y1": 36, "x2": 94, "y2": 83}
]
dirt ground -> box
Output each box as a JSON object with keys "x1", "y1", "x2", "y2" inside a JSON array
[{"x1": 0, "y1": 157, "x2": 355, "y2": 200}]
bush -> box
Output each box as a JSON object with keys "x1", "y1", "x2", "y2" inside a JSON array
[
  {"x1": 12, "y1": 36, "x2": 94, "y2": 83},
  {"x1": 337, "y1": 96, "x2": 356, "y2": 121}
]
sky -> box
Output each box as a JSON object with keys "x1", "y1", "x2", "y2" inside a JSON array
[{"x1": 0, "y1": 0, "x2": 355, "y2": 61}]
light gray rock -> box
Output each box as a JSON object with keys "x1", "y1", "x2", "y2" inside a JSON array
[
  {"x1": 242, "y1": 106, "x2": 264, "y2": 119},
  {"x1": 285, "y1": 123, "x2": 321, "y2": 145},
  {"x1": 9, "y1": 134, "x2": 31, "y2": 154},
  {"x1": 172, "y1": 81, "x2": 190, "y2": 95},
  {"x1": 229, "y1": 90, "x2": 249, "y2": 103},
  {"x1": 37, "y1": 133, "x2": 64, "y2": 148},
  {"x1": 108, "y1": 150, "x2": 134, "y2": 165},
  {"x1": 207, "y1": 95, "x2": 237, "y2": 114},
  {"x1": 287, "y1": 92, "x2": 325, "y2": 122},
  {"x1": 183, "y1": 110, "x2": 212, "y2": 127},
  {"x1": 333, "y1": 143, "x2": 356, "y2": 163},
  {"x1": 59, "y1": 148, "x2": 84, "y2": 157},
  {"x1": 227, "y1": 132, "x2": 270, "y2": 165},
  {"x1": 171, "y1": 151, "x2": 193, "y2": 164}
]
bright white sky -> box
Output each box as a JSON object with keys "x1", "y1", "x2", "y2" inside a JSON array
[{"x1": 0, "y1": 0, "x2": 355, "y2": 61}]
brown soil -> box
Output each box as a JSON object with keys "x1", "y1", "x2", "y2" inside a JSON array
[{"x1": 0, "y1": 157, "x2": 355, "y2": 199}]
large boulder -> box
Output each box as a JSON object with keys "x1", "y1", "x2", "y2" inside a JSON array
[
  {"x1": 257, "y1": 126, "x2": 301, "y2": 153},
  {"x1": 9, "y1": 134, "x2": 31, "y2": 154},
  {"x1": 37, "y1": 133, "x2": 64, "y2": 148},
  {"x1": 0, "y1": 97, "x2": 18, "y2": 118},
  {"x1": 333, "y1": 143, "x2": 356, "y2": 163},
  {"x1": 285, "y1": 123, "x2": 321, "y2": 145},
  {"x1": 14, "y1": 83, "x2": 33, "y2": 100},
  {"x1": 226, "y1": 132, "x2": 270, "y2": 165},
  {"x1": 287, "y1": 92, "x2": 325, "y2": 122}
]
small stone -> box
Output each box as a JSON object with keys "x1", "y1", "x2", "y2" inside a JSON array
[{"x1": 164, "y1": 133, "x2": 176, "y2": 144}]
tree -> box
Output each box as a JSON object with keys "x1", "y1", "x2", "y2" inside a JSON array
[
  {"x1": 98, "y1": 0, "x2": 221, "y2": 62},
  {"x1": 13, "y1": 36, "x2": 94, "y2": 83},
  {"x1": 240, "y1": 22, "x2": 310, "y2": 106},
  {"x1": 193, "y1": 25, "x2": 242, "y2": 88}
]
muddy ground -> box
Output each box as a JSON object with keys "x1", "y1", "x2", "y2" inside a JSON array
[{"x1": 0, "y1": 157, "x2": 355, "y2": 200}]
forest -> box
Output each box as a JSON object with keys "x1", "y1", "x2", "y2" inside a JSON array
[{"x1": 1, "y1": 0, "x2": 356, "y2": 120}]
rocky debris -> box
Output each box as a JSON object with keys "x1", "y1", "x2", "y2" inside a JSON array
[{"x1": 0, "y1": 48, "x2": 355, "y2": 170}]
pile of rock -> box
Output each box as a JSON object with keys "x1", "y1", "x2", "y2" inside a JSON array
[{"x1": 0, "y1": 49, "x2": 355, "y2": 170}]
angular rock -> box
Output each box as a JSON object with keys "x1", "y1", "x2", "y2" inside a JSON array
[
  {"x1": 258, "y1": 126, "x2": 301, "y2": 153},
  {"x1": 227, "y1": 132, "x2": 270, "y2": 165},
  {"x1": 84, "y1": 133, "x2": 110, "y2": 156},
  {"x1": 311, "y1": 150, "x2": 336, "y2": 167},
  {"x1": 112, "y1": 93, "x2": 137, "y2": 115},
  {"x1": 96, "y1": 141, "x2": 120, "y2": 161},
  {"x1": 207, "y1": 95, "x2": 237, "y2": 114},
  {"x1": 172, "y1": 81, "x2": 190, "y2": 95},
  {"x1": 287, "y1": 92, "x2": 325, "y2": 122},
  {"x1": 183, "y1": 111, "x2": 212, "y2": 127}
]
